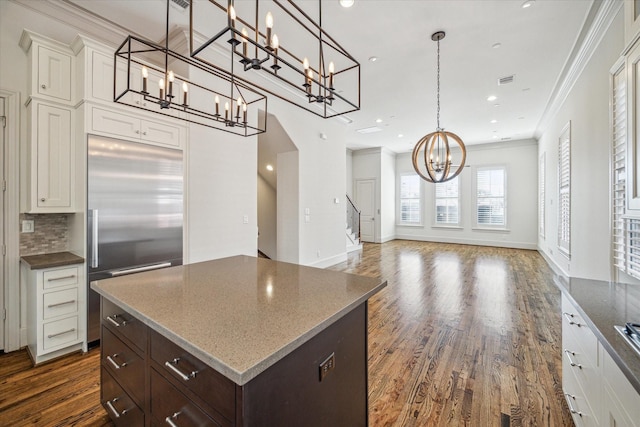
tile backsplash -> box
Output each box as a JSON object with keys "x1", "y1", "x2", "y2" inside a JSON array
[{"x1": 19, "y1": 213, "x2": 69, "y2": 256}]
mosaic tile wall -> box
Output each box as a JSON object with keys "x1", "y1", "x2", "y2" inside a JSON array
[{"x1": 19, "y1": 213, "x2": 69, "y2": 256}]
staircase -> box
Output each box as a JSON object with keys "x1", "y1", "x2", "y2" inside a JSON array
[{"x1": 346, "y1": 194, "x2": 363, "y2": 253}]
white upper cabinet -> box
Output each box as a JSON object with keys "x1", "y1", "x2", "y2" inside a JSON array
[{"x1": 20, "y1": 31, "x2": 75, "y2": 105}]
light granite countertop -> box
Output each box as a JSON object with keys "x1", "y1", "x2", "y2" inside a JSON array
[
  {"x1": 555, "y1": 276, "x2": 640, "y2": 394},
  {"x1": 91, "y1": 255, "x2": 386, "y2": 385}
]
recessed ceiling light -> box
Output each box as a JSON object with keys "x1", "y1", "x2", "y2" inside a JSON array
[
  {"x1": 340, "y1": 0, "x2": 355, "y2": 7},
  {"x1": 398, "y1": 134, "x2": 404, "y2": 138},
  {"x1": 492, "y1": 43, "x2": 502, "y2": 49},
  {"x1": 487, "y1": 95, "x2": 497, "y2": 102},
  {"x1": 522, "y1": 0, "x2": 535, "y2": 8},
  {"x1": 376, "y1": 118, "x2": 383, "y2": 123},
  {"x1": 494, "y1": 103, "x2": 501, "y2": 107},
  {"x1": 490, "y1": 119, "x2": 498, "y2": 124},
  {"x1": 493, "y1": 135, "x2": 499, "y2": 139},
  {"x1": 368, "y1": 56, "x2": 378, "y2": 62},
  {"x1": 266, "y1": 164, "x2": 274, "y2": 171}
]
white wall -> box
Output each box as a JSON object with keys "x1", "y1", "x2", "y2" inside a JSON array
[
  {"x1": 269, "y1": 97, "x2": 349, "y2": 267},
  {"x1": 537, "y1": 8, "x2": 625, "y2": 281},
  {"x1": 277, "y1": 150, "x2": 299, "y2": 263},
  {"x1": 346, "y1": 149, "x2": 353, "y2": 198},
  {"x1": 395, "y1": 139, "x2": 539, "y2": 249},
  {"x1": 381, "y1": 149, "x2": 396, "y2": 242},
  {"x1": 257, "y1": 173, "x2": 277, "y2": 259}
]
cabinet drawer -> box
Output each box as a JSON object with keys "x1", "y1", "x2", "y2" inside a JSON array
[
  {"x1": 563, "y1": 360, "x2": 599, "y2": 427},
  {"x1": 43, "y1": 266, "x2": 79, "y2": 290},
  {"x1": 43, "y1": 316, "x2": 78, "y2": 350},
  {"x1": 151, "y1": 369, "x2": 221, "y2": 427},
  {"x1": 102, "y1": 327, "x2": 145, "y2": 406},
  {"x1": 43, "y1": 287, "x2": 78, "y2": 319},
  {"x1": 150, "y1": 330, "x2": 235, "y2": 423},
  {"x1": 561, "y1": 295, "x2": 598, "y2": 368},
  {"x1": 101, "y1": 366, "x2": 145, "y2": 427},
  {"x1": 102, "y1": 298, "x2": 147, "y2": 354}
]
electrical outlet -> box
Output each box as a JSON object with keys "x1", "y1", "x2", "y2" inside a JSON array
[
  {"x1": 319, "y1": 352, "x2": 335, "y2": 382},
  {"x1": 21, "y1": 220, "x2": 35, "y2": 233}
]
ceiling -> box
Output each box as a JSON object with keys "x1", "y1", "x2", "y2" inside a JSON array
[{"x1": 65, "y1": 0, "x2": 594, "y2": 153}]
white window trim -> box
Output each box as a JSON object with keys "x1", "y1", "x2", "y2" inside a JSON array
[
  {"x1": 397, "y1": 172, "x2": 424, "y2": 226},
  {"x1": 558, "y1": 122, "x2": 571, "y2": 259},
  {"x1": 473, "y1": 165, "x2": 508, "y2": 229},
  {"x1": 432, "y1": 175, "x2": 461, "y2": 227}
]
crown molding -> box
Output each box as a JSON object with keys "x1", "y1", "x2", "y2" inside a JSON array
[
  {"x1": 534, "y1": 0, "x2": 622, "y2": 139},
  {"x1": 10, "y1": 0, "x2": 144, "y2": 48}
]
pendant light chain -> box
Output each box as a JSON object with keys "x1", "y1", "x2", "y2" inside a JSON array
[{"x1": 436, "y1": 37, "x2": 440, "y2": 130}]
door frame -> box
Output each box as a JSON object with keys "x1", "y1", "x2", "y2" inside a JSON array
[
  {"x1": 355, "y1": 178, "x2": 377, "y2": 243},
  {"x1": 1, "y1": 88, "x2": 21, "y2": 352}
]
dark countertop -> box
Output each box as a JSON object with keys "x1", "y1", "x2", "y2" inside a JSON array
[
  {"x1": 21, "y1": 251, "x2": 85, "y2": 269},
  {"x1": 556, "y1": 276, "x2": 640, "y2": 394}
]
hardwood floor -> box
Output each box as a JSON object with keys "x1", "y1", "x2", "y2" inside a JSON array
[
  {"x1": 0, "y1": 241, "x2": 572, "y2": 426},
  {"x1": 330, "y1": 240, "x2": 572, "y2": 426},
  {"x1": 0, "y1": 347, "x2": 111, "y2": 426}
]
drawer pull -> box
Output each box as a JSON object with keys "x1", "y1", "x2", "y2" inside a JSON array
[
  {"x1": 47, "y1": 275, "x2": 76, "y2": 282},
  {"x1": 106, "y1": 354, "x2": 127, "y2": 370},
  {"x1": 165, "y1": 412, "x2": 181, "y2": 427},
  {"x1": 106, "y1": 315, "x2": 128, "y2": 328},
  {"x1": 564, "y1": 349, "x2": 582, "y2": 369},
  {"x1": 164, "y1": 358, "x2": 197, "y2": 381},
  {"x1": 105, "y1": 398, "x2": 128, "y2": 419},
  {"x1": 564, "y1": 393, "x2": 582, "y2": 417},
  {"x1": 47, "y1": 299, "x2": 76, "y2": 308},
  {"x1": 562, "y1": 312, "x2": 582, "y2": 327},
  {"x1": 47, "y1": 328, "x2": 76, "y2": 339}
]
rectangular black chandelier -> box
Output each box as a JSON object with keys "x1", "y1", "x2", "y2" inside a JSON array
[
  {"x1": 189, "y1": 0, "x2": 360, "y2": 119},
  {"x1": 114, "y1": 35, "x2": 267, "y2": 137}
]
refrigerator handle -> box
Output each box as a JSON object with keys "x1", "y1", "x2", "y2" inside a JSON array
[
  {"x1": 109, "y1": 262, "x2": 172, "y2": 277},
  {"x1": 91, "y1": 209, "x2": 99, "y2": 268}
]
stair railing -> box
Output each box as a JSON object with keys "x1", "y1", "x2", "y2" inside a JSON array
[{"x1": 346, "y1": 194, "x2": 361, "y2": 241}]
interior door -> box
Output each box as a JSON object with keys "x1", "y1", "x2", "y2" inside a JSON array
[{"x1": 356, "y1": 179, "x2": 376, "y2": 243}]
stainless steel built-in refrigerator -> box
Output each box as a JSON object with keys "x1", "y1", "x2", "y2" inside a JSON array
[{"x1": 87, "y1": 136, "x2": 183, "y2": 344}]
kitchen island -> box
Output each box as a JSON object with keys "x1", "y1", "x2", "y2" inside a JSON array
[{"x1": 91, "y1": 255, "x2": 386, "y2": 426}]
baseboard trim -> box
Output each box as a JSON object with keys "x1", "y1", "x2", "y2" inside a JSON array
[
  {"x1": 537, "y1": 247, "x2": 570, "y2": 278},
  {"x1": 394, "y1": 234, "x2": 537, "y2": 250},
  {"x1": 309, "y1": 252, "x2": 348, "y2": 269}
]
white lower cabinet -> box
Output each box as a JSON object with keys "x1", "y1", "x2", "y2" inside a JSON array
[
  {"x1": 22, "y1": 262, "x2": 86, "y2": 364},
  {"x1": 562, "y1": 294, "x2": 640, "y2": 427}
]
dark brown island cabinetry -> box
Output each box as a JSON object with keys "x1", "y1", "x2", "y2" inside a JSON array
[
  {"x1": 100, "y1": 291, "x2": 370, "y2": 427},
  {"x1": 94, "y1": 256, "x2": 385, "y2": 427}
]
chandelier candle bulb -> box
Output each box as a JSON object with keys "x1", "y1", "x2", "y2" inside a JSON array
[
  {"x1": 141, "y1": 66, "x2": 148, "y2": 93},
  {"x1": 225, "y1": 101, "x2": 229, "y2": 120},
  {"x1": 271, "y1": 34, "x2": 280, "y2": 70},
  {"x1": 243, "y1": 103, "x2": 247, "y2": 123},
  {"x1": 241, "y1": 28, "x2": 249, "y2": 57},
  {"x1": 265, "y1": 12, "x2": 273, "y2": 47},
  {"x1": 158, "y1": 78, "x2": 164, "y2": 100},
  {"x1": 215, "y1": 95, "x2": 220, "y2": 116},
  {"x1": 168, "y1": 71, "x2": 174, "y2": 97},
  {"x1": 329, "y1": 61, "x2": 335, "y2": 89},
  {"x1": 236, "y1": 97, "x2": 242, "y2": 119},
  {"x1": 182, "y1": 82, "x2": 188, "y2": 106},
  {"x1": 229, "y1": 5, "x2": 236, "y2": 28}
]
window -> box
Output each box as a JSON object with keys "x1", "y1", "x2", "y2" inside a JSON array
[
  {"x1": 558, "y1": 123, "x2": 571, "y2": 257},
  {"x1": 539, "y1": 154, "x2": 545, "y2": 238},
  {"x1": 435, "y1": 176, "x2": 459, "y2": 225},
  {"x1": 399, "y1": 174, "x2": 422, "y2": 224},
  {"x1": 612, "y1": 63, "x2": 626, "y2": 272},
  {"x1": 476, "y1": 167, "x2": 506, "y2": 227}
]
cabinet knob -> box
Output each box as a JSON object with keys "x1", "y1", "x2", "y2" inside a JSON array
[
  {"x1": 41, "y1": 84, "x2": 46, "y2": 89},
  {"x1": 40, "y1": 198, "x2": 46, "y2": 202},
  {"x1": 142, "y1": 132, "x2": 147, "y2": 136},
  {"x1": 135, "y1": 130, "x2": 140, "y2": 134}
]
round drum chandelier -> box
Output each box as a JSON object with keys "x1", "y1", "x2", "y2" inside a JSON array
[{"x1": 412, "y1": 31, "x2": 466, "y2": 183}]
